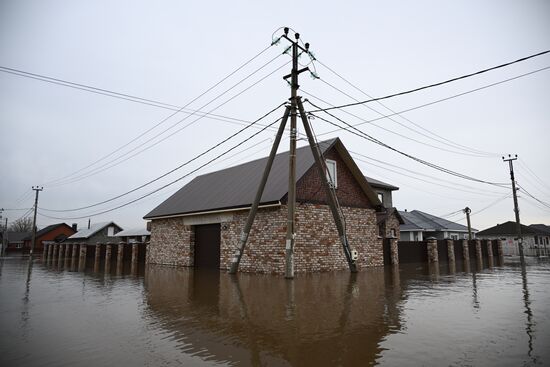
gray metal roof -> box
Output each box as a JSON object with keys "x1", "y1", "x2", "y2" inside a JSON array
[
  {"x1": 68, "y1": 221, "x2": 122, "y2": 239},
  {"x1": 399, "y1": 210, "x2": 476, "y2": 232},
  {"x1": 115, "y1": 228, "x2": 150, "y2": 237},
  {"x1": 145, "y1": 138, "x2": 382, "y2": 219}
]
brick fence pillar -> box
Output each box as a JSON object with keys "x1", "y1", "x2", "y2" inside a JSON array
[
  {"x1": 117, "y1": 242, "x2": 124, "y2": 263},
  {"x1": 72, "y1": 243, "x2": 78, "y2": 258},
  {"x1": 105, "y1": 243, "x2": 112, "y2": 273},
  {"x1": 427, "y1": 237, "x2": 438, "y2": 263},
  {"x1": 131, "y1": 243, "x2": 139, "y2": 263},
  {"x1": 58, "y1": 243, "x2": 65, "y2": 262},
  {"x1": 78, "y1": 243, "x2": 87, "y2": 271},
  {"x1": 462, "y1": 240, "x2": 470, "y2": 261},
  {"x1": 475, "y1": 239, "x2": 483, "y2": 267},
  {"x1": 52, "y1": 243, "x2": 58, "y2": 260},
  {"x1": 487, "y1": 240, "x2": 494, "y2": 258},
  {"x1": 446, "y1": 239, "x2": 455, "y2": 263},
  {"x1": 390, "y1": 237, "x2": 399, "y2": 265},
  {"x1": 497, "y1": 239, "x2": 504, "y2": 257},
  {"x1": 47, "y1": 243, "x2": 53, "y2": 261},
  {"x1": 42, "y1": 244, "x2": 48, "y2": 259}
]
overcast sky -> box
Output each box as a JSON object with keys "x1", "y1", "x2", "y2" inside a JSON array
[{"x1": 1, "y1": 0, "x2": 549, "y2": 232}]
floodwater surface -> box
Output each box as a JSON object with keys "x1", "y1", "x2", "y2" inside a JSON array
[{"x1": 0, "y1": 256, "x2": 548, "y2": 366}]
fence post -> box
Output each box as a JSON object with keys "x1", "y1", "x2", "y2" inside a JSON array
[
  {"x1": 446, "y1": 239, "x2": 456, "y2": 273},
  {"x1": 78, "y1": 243, "x2": 87, "y2": 271},
  {"x1": 427, "y1": 237, "x2": 438, "y2": 263}
]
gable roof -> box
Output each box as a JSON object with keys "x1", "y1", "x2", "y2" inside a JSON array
[
  {"x1": 399, "y1": 210, "x2": 475, "y2": 232},
  {"x1": 365, "y1": 176, "x2": 399, "y2": 191},
  {"x1": 529, "y1": 224, "x2": 550, "y2": 235},
  {"x1": 377, "y1": 207, "x2": 405, "y2": 225},
  {"x1": 22, "y1": 223, "x2": 74, "y2": 241},
  {"x1": 68, "y1": 221, "x2": 122, "y2": 239},
  {"x1": 477, "y1": 221, "x2": 540, "y2": 237},
  {"x1": 145, "y1": 138, "x2": 382, "y2": 219}
]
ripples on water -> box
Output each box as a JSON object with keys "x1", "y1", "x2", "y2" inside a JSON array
[{"x1": 0, "y1": 255, "x2": 548, "y2": 366}]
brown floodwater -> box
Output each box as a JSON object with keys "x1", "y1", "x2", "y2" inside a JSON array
[{"x1": 0, "y1": 255, "x2": 548, "y2": 366}]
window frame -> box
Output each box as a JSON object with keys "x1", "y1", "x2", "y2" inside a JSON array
[{"x1": 325, "y1": 159, "x2": 337, "y2": 188}]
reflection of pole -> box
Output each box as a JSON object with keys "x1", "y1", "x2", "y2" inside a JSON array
[
  {"x1": 502, "y1": 154, "x2": 524, "y2": 262},
  {"x1": 471, "y1": 271, "x2": 479, "y2": 310},
  {"x1": 520, "y1": 262, "x2": 534, "y2": 360},
  {"x1": 230, "y1": 276, "x2": 262, "y2": 366}
]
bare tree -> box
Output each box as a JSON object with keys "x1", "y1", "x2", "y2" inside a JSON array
[{"x1": 9, "y1": 217, "x2": 33, "y2": 232}]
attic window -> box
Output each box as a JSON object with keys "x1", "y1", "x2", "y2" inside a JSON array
[
  {"x1": 107, "y1": 226, "x2": 115, "y2": 237},
  {"x1": 325, "y1": 159, "x2": 337, "y2": 188},
  {"x1": 377, "y1": 193, "x2": 384, "y2": 203}
]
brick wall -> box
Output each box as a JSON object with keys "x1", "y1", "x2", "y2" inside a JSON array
[
  {"x1": 221, "y1": 203, "x2": 382, "y2": 273},
  {"x1": 294, "y1": 148, "x2": 373, "y2": 209},
  {"x1": 149, "y1": 203, "x2": 382, "y2": 273},
  {"x1": 148, "y1": 218, "x2": 194, "y2": 266},
  {"x1": 383, "y1": 211, "x2": 401, "y2": 241}
]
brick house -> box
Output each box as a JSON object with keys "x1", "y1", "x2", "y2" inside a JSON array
[
  {"x1": 144, "y1": 138, "x2": 401, "y2": 273},
  {"x1": 22, "y1": 223, "x2": 76, "y2": 253}
]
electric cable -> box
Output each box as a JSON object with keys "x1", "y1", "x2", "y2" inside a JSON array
[
  {"x1": 313, "y1": 58, "x2": 500, "y2": 157},
  {"x1": 39, "y1": 103, "x2": 286, "y2": 212},
  {"x1": 47, "y1": 60, "x2": 290, "y2": 187},
  {"x1": 36, "y1": 113, "x2": 285, "y2": 220},
  {"x1": 306, "y1": 100, "x2": 509, "y2": 187},
  {"x1": 313, "y1": 66, "x2": 550, "y2": 137},
  {"x1": 307, "y1": 49, "x2": 550, "y2": 113},
  {"x1": 41, "y1": 44, "x2": 279, "y2": 186}
]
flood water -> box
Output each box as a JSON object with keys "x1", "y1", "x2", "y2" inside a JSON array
[{"x1": 0, "y1": 256, "x2": 549, "y2": 366}]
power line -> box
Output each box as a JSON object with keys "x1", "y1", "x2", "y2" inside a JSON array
[
  {"x1": 40, "y1": 103, "x2": 285, "y2": 212},
  {"x1": 518, "y1": 185, "x2": 550, "y2": 210},
  {"x1": 349, "y1": 150, "x2": 508, "y2": 196},
  {"x1": 307, "y1": 49, "x2": 550, "y2": 113},
  {"x1": 46, "y1": 59, "x2": 290, "y2": 188},
  {"x1": 303, "y1": 88, "x2": 494, "y2": 157},
  {"x1": 306, "y1": 100, "x2": 509, "y2": 187},
  {"x1": 314, "y1": 65, "x2": 550, "y2": 137},
  {"x1": 41, "y1": 44, "x2": 279, "y2": 186},
  {"x1": 37, "y1": 113, "x2": 285, "y2": 220},
  {"x1": 454, "y1": 193, "x2": 512, "y2": 222},
  {"x1": 313, "y1": 58, "x2": 500, "y2": 157}
]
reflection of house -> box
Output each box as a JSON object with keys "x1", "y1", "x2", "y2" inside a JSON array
[
  {"x1": 4, "y1": 231, "x2": 31, "y2": 253},
  {"x1": 144, "y1": 266, "x2": 402, "y2": 366},
  {"x1": 115, "y1": 228, "x2": 150, "y2": 243},
  {"x1": 399, "y1": 210, "x2": 476, "y2": 241},
  {"x1": 23, "y1": 223, "x2": 76, "y2": 253},
  {"x1": 67, "y1": 221, "x2": 123, "y2": 245},
  {"x1": 476, "y1": 221, "x2": 549, "y2": 254},
  {"x1": 144, "y1": 138, "x2": 387, "y2": 273}
]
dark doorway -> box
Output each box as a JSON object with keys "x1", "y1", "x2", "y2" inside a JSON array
[{"x1": 194, "y1": 224, "x2": 221, "y2": 269}]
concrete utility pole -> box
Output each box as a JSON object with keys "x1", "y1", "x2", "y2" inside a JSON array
[
  {"x1": 502, "y1": 154, "x2": 524, "y2": 261},
  {"x1": 463, "y1": 207, "x2": 473, "y2": 240},
  {"x1": 29, "y1": 186, "x2": 43, "y2": 258}
]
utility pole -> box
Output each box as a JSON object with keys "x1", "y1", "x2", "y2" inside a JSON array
[
  {"x1": 463, "y1": 207, "x2": 473, "y2": 240},
  {"x1": 502, "y1": 154, "x2": 524, "y2": 261},
  {"x1": 29, "y1": 186, "x2": 43, "y2": 258},
  {"x1": 228, "y1": 28, "x2": 357, "y2": 276},
  {"x1": 0, "y1": 208, "x2": 6, "y2": 257}
]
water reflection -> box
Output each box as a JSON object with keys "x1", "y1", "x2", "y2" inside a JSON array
[
  {"x1": 143, "y1": 267, "x2": 399, "y2": 366},
  {"x1": 0, "y1": 256, "x2": 549, "y2": 366}
]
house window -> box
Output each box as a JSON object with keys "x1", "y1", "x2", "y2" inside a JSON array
[
  {"x1": 451, "y1": 234, "x2": 459, "y2": 240},
  {"x1": 377, "y1": 192, "x2": 384, "y2": 204},
  {"x1": 325, "y1": 159, "x2": 337, "y2": 188},
  {"x1": 107, "y1": 226, "x2": 115, "y2": 237}
]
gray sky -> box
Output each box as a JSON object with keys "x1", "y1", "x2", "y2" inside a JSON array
[{"x1": 1, "y1": 0, "x2": 549, "y2": 231}]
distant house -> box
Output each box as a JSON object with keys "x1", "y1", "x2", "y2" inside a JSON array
[
  {"x1": 115, "y1": 228, "x2": 150, "y2": 243},
  {"x1": 399, "y1": 210, "x2": 476, "y2": 241},
  {"x1": 4, "y1": 231, "x2": 31, "y2": 253},
  {"x1": 22, "y1": 223, "x2": 76, "y2": 253},
  {"x1": 144, "y1": 137, "x2": 388, "y2": 273},
  {"x1": 476, "y1": 221, "x2": 549, "y2": 254},
  {"x1": 529, "y1": 224, "x2": 550, "y2": 246},
  {"x1": 67, "y1": 222, "x2": 123, "y2": 245}
]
